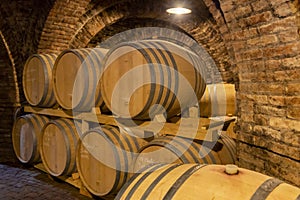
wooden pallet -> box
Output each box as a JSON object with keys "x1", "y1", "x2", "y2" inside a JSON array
[{"x1": 24, "y1": 106, "x2": 236, "y2": 141}]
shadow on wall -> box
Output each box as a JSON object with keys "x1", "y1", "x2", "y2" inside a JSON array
[
  {"x1": 0, "y1": 0, "x2": 56, "y2": 163},
  {"x1": 0, "y1": 34, "x2": 18, "y2": 163}
]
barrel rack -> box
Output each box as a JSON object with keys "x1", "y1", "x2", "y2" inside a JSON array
[
  {"x1": 21, "y1": 105, "x2": 236, "y2": 198},
  {"x1": 23, "y1": 105, "x2": 236, "y2": 141}
]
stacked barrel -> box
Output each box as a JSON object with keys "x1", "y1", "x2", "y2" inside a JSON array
[{"x1": 12, "y1": 39, "x2": 298, "y2": 199}]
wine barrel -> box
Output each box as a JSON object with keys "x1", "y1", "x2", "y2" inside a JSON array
[
  {"x1": 53, "y1": 48, "x2": 109, "y2": 111},
  {"x1": 40, "y1": 118, "x2": 80, "y2": 176},
  {"x1": 12, "y1": 114, "x2": 49, "y2": 164},
  {"x1": 23, "y1": 53, "x2": 57, "y2": 107},
  {"x1": 100, "y1": 39, "x2": 206, "y2": 120},
  {"x1": 76, "y1": 125, "x2": 147, "y2": 197},
  {"x1": 199, "y1": 83, "x2": 236, "y2": 117},
  {"x1": 133, "y1": 134, "x2": 236, "y2": 172},
  {"x1": 116, "y1": 164, "x2": 300, "y2": 200}
]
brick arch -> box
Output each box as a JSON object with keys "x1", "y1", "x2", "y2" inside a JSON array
[
  {"x1": 68, "y1": 0, "x2": 232, "y2": 82},
  {"x1": 0, "y1": 0, "x2": 56, "y2": 163},
  {"x1": 38, "y1": 0, "x2": 233, "y2": 82},
  {"x1": 87, "y1": 17, "x2": 193, "y2": 47},
  {"x1": 69, "y1": 0, "x2": 210, "y2": 48},
  {"x1": 37, "y1": 0, "x2": 92, "y2": 54},
  {"x1": 0, "y1": 31, "x2": 19, "y2": 163}
]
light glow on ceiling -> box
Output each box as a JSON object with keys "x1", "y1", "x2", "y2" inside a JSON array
[{"x1": 166, "y1": 7, "x2": 192, "y2": 15}]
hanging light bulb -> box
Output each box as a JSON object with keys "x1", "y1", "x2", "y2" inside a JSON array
[{"x1": 166, "y1": 7, "x2": 192, "y2": 15}]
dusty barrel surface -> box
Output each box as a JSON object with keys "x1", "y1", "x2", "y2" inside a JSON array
[
  {"x1": 133, "y1": 134, "x2": 236, "y2": 172},
  {"x1": 199, "y1": 83, "x2": 236, "y2": 117},
  {"x1": 12, "y1": 114, "x2": 49, "y2": 164},
  {"x1": 23, "y1": 53, "x2": 57, "y2": 107},
  {"x1": 40, "y1": 118, "x2": 80, "y2": 176},
  {"x1": 116, "y1": 164, "x2": 300, "y2": 200},
  {"x1": 53, "y1": 48, "x2": 109, "y2": 111},
  {"x1": 76, "y1": 125, "x2": 147, "y2": 197},
  {"x1": 100, "y1": 39, "x2": 207, "y2": 120}
]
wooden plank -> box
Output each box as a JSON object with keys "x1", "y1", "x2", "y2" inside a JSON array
[
  {"x1": 24, "y1": 106, "x2": 118, "y2": 125},
  {"x1": 24, "y1": 106, "x2": 234, "y2": 141},
  {"x1": 24, "y1": 106, "x2": 73, "y2": 118}
]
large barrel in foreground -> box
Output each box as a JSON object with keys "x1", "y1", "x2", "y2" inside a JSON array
[
  {"x1": 53, "y1": 48, "x2": 109, "y2": 111},
  {"x1": 133, "y1": 134, "x2": 236, "y2": 172},
  {"x1": 23, "y1": 53, "x2": 57, "y2": 107},
  {"x1": 116, "y1": 164, "x2": 300, "y2": 200},
  {"x1": 12, "y1": 114, "x2": 49, "y2": 164},
  {"x1": 40, "y1": 118, "x2": 80, "y2": 176},
  {"x1": 76, "y1": 126, "x2": 147, "y2": 197},
  {"x1": 100, "y1": 39, "x2": 206, "y2": 120}
]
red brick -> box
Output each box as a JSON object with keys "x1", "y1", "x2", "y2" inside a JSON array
[
  {"x1": 268, "y1": 96, "x2": 286, "y2": 106},
  {"x1": 224, "y1": 12, "x2": 236, "y2": 23},
  {"x1": 247, "y1": 35, "x2": 278, "y2": 47},
  {"x1": 239, "y1": 11, "x2": 273, "y2": 28},
  {"x1": 269, "y1": 0, "x2": 291, "y2": 7},
  {"x1": 281, "y1": 56, "x2": 300, "y2": 69},
  {"x1": 262, "y1": 43, "x2": 300, "y2": 58},
  {"x1": 232, "y1": 41, "x2": 246, "y2": 52},
  {"x1": 286, "y1": 96, "x2": 300, "y2": 105},
  {"x1": 221, "y1": 2, "x2": 235, "y2": 13},
  {"x1": 270, "y1": 117, "x2": 300, "y2": 131},
  {"x1": 277, "y1": 27, "x2": 300, "y2": 43},
  {"x1": 251, "y1": 0, "x2": 270, "y2": 12},
  {"x1": 286, "y1": 83, "x2": 300, "y2": 95},
  {"x1": 287, "y1": 106, "x2": 300, "y2": 120},
  {"x1": 236, "y1": 49, "x2": 263, "y2": 61},
  {"x1": 253, "y1": 114, "x2": 269, "y2": 125},
  {"x1": 273, "y1": 2, "x2": 294, "y2": 17},
  {"x1": 255, "y1": 105, "x2": 286, "y2": 117},
  {"x1": 232, "y1": 28, "x2": 259, "y2": 40},
  {"x1": 259, "y1": 16, "x2": 297, "y2": 34},
  {"x1": 234, "y1": 5, "x2": 252, "y2": 18}
]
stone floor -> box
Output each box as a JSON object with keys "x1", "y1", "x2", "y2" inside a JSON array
[{"x1": 0, "y1": 163, "x2": 93, "y2": 200}]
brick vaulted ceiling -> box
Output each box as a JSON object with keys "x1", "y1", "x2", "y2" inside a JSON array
[{"x1": 37, "y1": 0, "x2": 234, "y2": 83}]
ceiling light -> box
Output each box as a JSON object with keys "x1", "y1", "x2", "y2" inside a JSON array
[{"x1": 166, "y1": 7, "x2": 192, "y2": 15}]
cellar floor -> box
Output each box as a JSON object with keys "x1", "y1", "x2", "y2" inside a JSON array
[{"x1": 0, "y1": 163, "x2": 92, "y2": 200}]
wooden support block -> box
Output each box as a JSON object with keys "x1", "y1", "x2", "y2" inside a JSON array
[
  {"x1": 72, "y1": 173, "x2": 80, "y2": 180},
  {"x1": 189, "y1": 106, "x2": 200, "y2": 118},
  {"x1": 80, "y1": 185, "x2": 93, "y2": 198},
  {"x1": 181, "y1": 105, "x2": 200, "y2": 118},
  {"x1": 91, "y1": 107, "x2": 101, "y2": 115},
  {"x1": 81, "y1": 120, "x2": 90, "y2": 134},
  {"x1": 34, "y1": 163, "x2": 48, "y2": 173},
  {"x1": 153, "y1": 114, "x2": 166, "y2": 123}
]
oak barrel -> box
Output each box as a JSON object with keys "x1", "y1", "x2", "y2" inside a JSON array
[
  {"x1": 53, "y1": 48, "x2": 109, "y2": 111},
  {"x1": 40, "y1": 118, "x2": 80, "y2": 176},
  {"x1": 23, "y1": 53, "x2": 57, "y2": 107},
  {"x1": 116, "y1": 164, "x2": 300, "y2": 200},
  {"x1": 76, "y1": 125, "x2": 147, "y2": 197},
  {"x1": 100, "y1": 39, "x2": 206, "y2": 120},
  {"x1": 133, "y1": 134, "x2": 236, "y2": 172},
  {"x1": 12, "y1": 114, "x2": 49, "y2": 164},
  {"x1": 199, "y1": 83, "x2": 236, "y2": 117}
]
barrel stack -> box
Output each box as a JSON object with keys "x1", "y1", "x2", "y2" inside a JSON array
[{"x1": 12, "y1": 39, "x2": 298, "y2": 199}]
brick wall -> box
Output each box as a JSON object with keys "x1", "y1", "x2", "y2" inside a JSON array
[
  {"x1": 204, "y1": 0, "x2": 300, "y2": 186},
  {"x1": 37, "y1": 0, "x2": 91, "y2": 54},
  {"x1": 38, "y1": 0, "x2": 232, "y2": 83},
  {"x1": 0, "y1": 37, "x2": 18, "y2": 163},
  {"x1": 0, "y1": 0, "x2": 55, "y2": 163}
]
